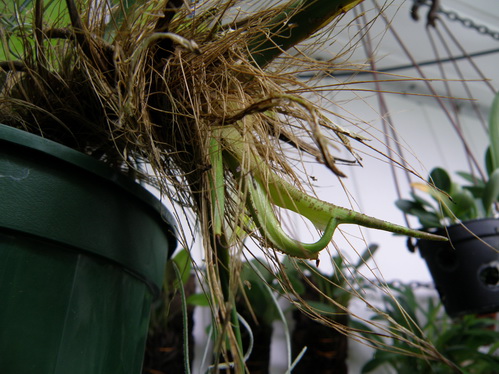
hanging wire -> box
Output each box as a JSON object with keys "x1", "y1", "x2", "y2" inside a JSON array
[
  {"x1": 341, "y1": 0, "x2": 498, "y2": 252},
  {"x1": 297, "y1": 1, "x2": 499, "y2": 79},
  {"x1": 425, "y1": 28, "x2": 476, "y2": 177},
  {"x1": 438, "y1": 20, "x2": 497, "y2": 94},
  {"x1": 409, "y1": 0, "x2": 495, "y2": 182},
  {"x1": 432, "y1": 27, "x2": 489, "y2": 131},
  {"x1": 296, "y1": 47, "x2": 499, "y2": 79},
  {"x1": 354, "y1": 4, "x2": 413, "y2": 206},
  {"x1": 372, "y1": 0, "x2": 485, "y2": 178}
]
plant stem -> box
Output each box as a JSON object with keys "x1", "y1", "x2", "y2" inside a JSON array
[
  {"x1": 172, "y1": 261, "x2": 192, "y2": 374},
  {"x1": 220, "y1": 126, "x2": 447, "y2": 252},
  {"x1": 210, "y1": 135, "x2": 245, "y2": 372},
  {"x1": 488, "y1": 92, "x2": 499, "y2": 173}
]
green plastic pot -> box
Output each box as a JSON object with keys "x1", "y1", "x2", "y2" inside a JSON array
[{"x1": 0, "y1": 124, "x2": 177, "y2": 373}]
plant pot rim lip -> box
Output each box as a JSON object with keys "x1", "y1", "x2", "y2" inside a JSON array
[
  {"x1": 422, "y1": 217, "x2": 499, "y2": 231},
  {"x1": 418, "y1": 217, "x2": 499, "y2": 242},
  {"x1": 0, "y1": 123, "x2": 178, "y2": 251}
]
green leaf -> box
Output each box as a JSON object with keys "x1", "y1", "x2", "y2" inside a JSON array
[
  {"x1": 395, "y1": 199, "x2": 441, "y2": 228},
  {"x1": 240, "y1": 260, "x2": 282, "y2": 324},
  {"x1": 488, "y1": 91, "x2": 499, "y2": 173},
  {"x1": 361, "y1": 358, "x2": 384, "y2": 373},
  {"x1": 463, "y1": 185, "x2": 485, "y2": 200},
  {"x1": 429, "y1": 167, "x2": 452, "y2": 193},
  {"x1": 103, "y1": 0, "x2": 140, "y2": 41},
  {"x1": 248, "y1": 0, "x2": 363, "y2": 67},
  {"x1": 1, "y1": 0, "x2": 70, "y2": 61},
  {"x1": 416, "y1": 215, "x2": 440, "y2": 228},
  {"x1": 361, "y1": 351, "x2": 406, "y2": 373},
  {"x1": 456, "y1": 171, "x2": 485, "y2": 186},
  {"x1": 448, "y1": 187, "x2": 477, "y2": 220},
  {"x1": 482, "y1": 168, "x2": 499, "y2": 216},
  {"x1": 186, "y1": 293, "x2": 210, "y2": 307},
  {"x1": 279, "y1": 258, "x2": 306, "y2": 295},
  {"x1": 410, "y1": 191, "x2": 438, "y2": 209},
  {"x1": 395, "y1": 199, "x2": 419, "y2": 214},
  {"x1": 305, "y1": 300, "x2": 338, "y2": 315},
  {"x1": 395, "y1": 198, "x2": 430, "y2": 216},
  {"x1": 486, "y1": 146, "x2": 495, "y2": 177},
  {"x1": 354, "y1": 244, "x2": 379, "y2": 270},
  {"x1": 172, "y1": 249, "x2": 192, "y2": 286},
  {"x1": 487, "y1": 340, "x2": 499, "y2": 355}
]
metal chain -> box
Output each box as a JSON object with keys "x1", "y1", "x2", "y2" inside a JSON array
[
  {"x1": 439, "y1": 8, "x2": 499, "y2": 40},
  {"x1": 414, "y1": 0, "x2": 499, "y2": 41}
]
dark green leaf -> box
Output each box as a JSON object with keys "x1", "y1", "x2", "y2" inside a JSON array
[
  {"x1": 354, "y1": 244, "x2": 379, "y2": 270},
  {"x1": 173, "y1": 249, "x2": 192, "y2": 286},
  {"x1": 456, "y1": 171, "x2": 484, "y2": 187},
  {"x1": 349, "y1": 320, "x2": 387, "y2": 346},
  {"x1": 417, "y1": 212, "x2": 442, "y2": 228},
  {"x1": 240, "y1": 260, "x2": 282, "y2": 324},
  {"x1": 463, "y1": 185, "x2": 485, "y2": 199},
  {"x1": 361, "y1": 358, "x2": 384, "y2": 373},
  {"x1": 486, "y1": 146, "x2": 494, "y2": 177},
  {"x1": 279, "y1": 258, "x2": 306, "y2": 295},
  {"x1": 305, "y1": 300, "x2": 338, "y2": 315},
  {"x1": 488, "y1": 91, "x2": 499, "y2": 173},
  {"x1": 395, "y1": 199, "x2": 441, "y2": 227},
  {"x1": 448, "y1": 188, "x2": 477, "y2": 220},
  {"x1": 429, "y1": 167, "x2": 452, "y2": 193},
  {"x1": 396, "y1": 190, "x2": 449, "y2": 228},
  {"x1": 248, "y1": 0, "x2": 363, "y2": 67},
  {"x1": 410, "y1": 191, "x2": 436, "y2": 209},
  {"x1": 187, "y1": 293, "x2": 210, "y2": 307},
  {"x1": 482, "y1": 169, "x2": 499, "y2": 216},
  {"x1": 395, "y1": 199, "x2": 420, "y2": 214}
]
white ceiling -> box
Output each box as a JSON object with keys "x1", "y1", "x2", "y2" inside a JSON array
[
  {"x1": 316, "y1": 0, "x2": 499, "y2": 282},
  {"x1": 451, "y1": 0, "x2": 499, "y2": 29},
  {"x1": 312, "y1": 0, "x2": 499, "y2": 110}
]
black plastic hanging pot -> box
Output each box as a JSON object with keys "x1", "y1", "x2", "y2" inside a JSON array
[
  {"x1": 0, "y1": 124, "x2": 177, "y2": 373},
  {"x1": 416, "y1": 218, "x2": 499, "y2": 318}
]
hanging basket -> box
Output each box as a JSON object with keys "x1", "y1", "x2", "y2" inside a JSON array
[
  {"x1": 0, "y1": 124, "x2": 177, "y2": 374},
  {"x1": 416, "y1": 218, "x2": 499, "y2": 318}
]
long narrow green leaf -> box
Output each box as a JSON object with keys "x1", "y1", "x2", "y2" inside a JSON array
[
  {"x1": 103, "y1": 0, "x2": 139, "y2": 41},
  {"x1": 247, "y1": 260, "x2": 295, "y2": 371},
  {"x1": 429, "y1": 167, "x2": 451, "y2": 193},
  {"x1": 354, "y1": 244, "x2": 379, "y2": 270},
  {"x1": 489, "y1": 91, "x2": 499, "y2": 173},
  {"x1": 172, "y1": 261, "x2": 192, "y2": 374},
  {"x1": 209, "y1": 136, "x2": 225, "y2": 236},
  {"x1": 248, "y1": 0, "x2": 363, "y2": 68},
  {"x1": 1, "y1": 0, "x2": 68, "y2": 61},
  {"x1": 483, "y1": 169, "x2": 499, "y2": 216},
  {"x1": 172, "y1": 248, "x2": 192, "y2": 286},
  {"x1": 456, "y1": 171, "x2": 485, "y2": 186}
]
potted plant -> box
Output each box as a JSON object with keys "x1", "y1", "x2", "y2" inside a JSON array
[
  {"x1": 357, "y1": 282, "x2": 499, "y2": 373},
  {"x1": 232, "y1": 259, "x2": 283, "y2": 374},
  {"x1": 282, "y1": 244, "x2": 379, "y2": 374},
  {"x1": 143, "y1": 249, "x2": 196, "y2": 374},
  {"x1": 0, "y1": 0, "x2": 448, "y2": 372},
  {"x1": 396, "y1": 92, "x2": 499, "y2": 317}
]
